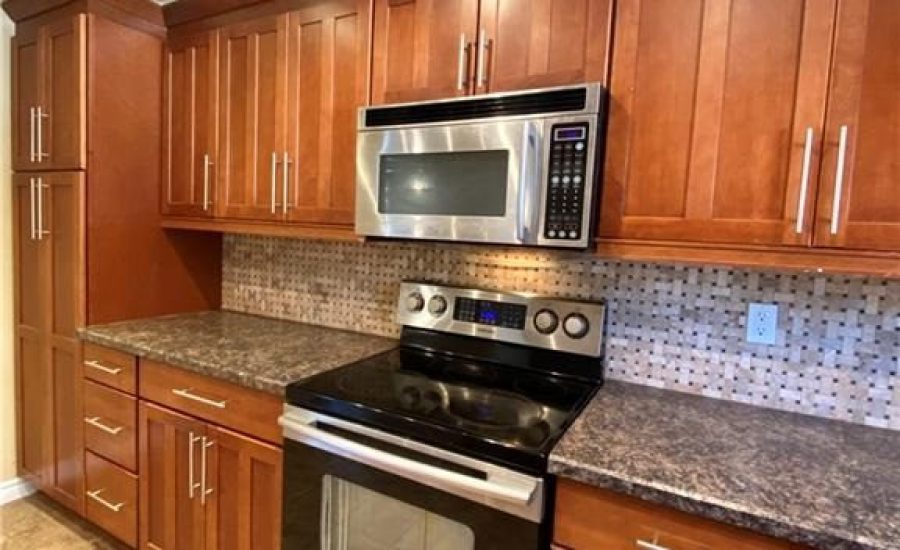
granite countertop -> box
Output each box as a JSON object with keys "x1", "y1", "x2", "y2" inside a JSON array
[
  {"x1": 550, "y1": 381, "x2": 900, "y2": 550},
  {"x1": 78, "y1": 310, "x2": 397, "y2": 395}
]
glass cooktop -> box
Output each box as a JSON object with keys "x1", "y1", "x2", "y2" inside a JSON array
[{"x1": 285, "y1": 346, "x2": 599, "y2": 474}]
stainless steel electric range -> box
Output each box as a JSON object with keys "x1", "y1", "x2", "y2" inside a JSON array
[{"x1": 280, "y1": 282, "x2": 605, "y2": 550}]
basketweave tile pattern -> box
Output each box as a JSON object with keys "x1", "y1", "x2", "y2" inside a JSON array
[{"x1": 222, "y1": 235, "x2": 900, "y2": 431}]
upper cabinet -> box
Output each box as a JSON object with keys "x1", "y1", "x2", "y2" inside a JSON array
[
  {"x1": 370, "y1": 0, "x2": 612, "y2": 104},
  {"x1": 162, "y1": 31, "x2": 218, "y2": 218},
  {"x1": 813, "y1": 0, "x2": 900, "y2": 252},
  {"x1": 599, "y1": 0, "x2": 836, "y2": 247},
  {"x1": 12, "y1": 14, "x2": 86, "y2": 171}
]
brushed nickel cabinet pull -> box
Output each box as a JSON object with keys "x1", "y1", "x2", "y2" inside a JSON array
[
  {"x1": 36, "y1": 178, "x2": 48, "y2": 240},
  {"x1": 86, "y1": 489, "x2": 125, "y2": 513},
  {"x1": 188, "y1": 431, "x2": 202, "y2": 499},
  {"x1": 36, "y1": 106, "x2": 49, "y2": 161},
  {"x1": 84, "y1": 360, "x2": 122, "y2": 375},
  {"x1": 271, "y1": 152, "x2": 279, "y2": 214},
  {"x1": 795, "y1": 127, "x2": 814, "y2": 234},
  {"x1": 636, "y1": 539, "x2": 670, "y2": 550},
  {"x1": 457, "y1": 33, "x2": 468, "y2": 91},
  {"x1": 29, "y1": 178, "x2": 36, "y2": 240},
  {"x1": 203, "y1": 153, "x2": 214, "y2": 211},
  {"x1": 476, "y1": 29, "x2": 489, "y2": 89},
  {"x1": 830, "y1": 125, "x2": 849, "y2": 235},
  {"x1": 200, "y1": 436, "x2": 214, "y2": 506},
  {"x1": 84, "y1": 416, "x2": 123, "y2": 435},
  {"x1": 29, "y1": 107, "x2": 36, "y2": 162},
  {"x1": 282, "y1": 152, "x2": 291, "y2": 215},
  {"x1": 172, "y1": 388, "x2": 227, "y2": 409}
]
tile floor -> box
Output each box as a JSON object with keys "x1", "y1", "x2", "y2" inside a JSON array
[{"x1": 0, "y1": 494, "x2": 125, "y2": 549}]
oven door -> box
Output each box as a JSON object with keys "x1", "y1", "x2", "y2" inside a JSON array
[
  {"x1": 356, "y1": 119, "x2": 546, "y2": 246},
  {"x1": 280, "y1": 407, "x2": 549, "y2": 550}
]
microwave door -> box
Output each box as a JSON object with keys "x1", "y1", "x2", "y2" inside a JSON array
[{"x1": 356, "y1": 121, "x2": 541, "y2": 245}]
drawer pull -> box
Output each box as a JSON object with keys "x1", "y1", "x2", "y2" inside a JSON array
[
  {"x1": 172, "y1": 388, "x2": 227, "y2": 409},
  {"x1": 86, "y1": 489, "x2": 125, "y2": 512},
  {"x1": 84, "y1": 416, "x2": 124, "y2": 435},
  {"x1": 84, "y1": 360, "x2": 122, "y2": 375},
  {"x1": 636, "y1": 540, "x2": 670, "y2": 550}
]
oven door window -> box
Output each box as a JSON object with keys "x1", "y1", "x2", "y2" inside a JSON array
[
  {"x1": 321, "y1": 475, "x2": 474, "y2": 550},
  {"x1": 377, "y1": 151, "x2": 509, "y2": 216}
]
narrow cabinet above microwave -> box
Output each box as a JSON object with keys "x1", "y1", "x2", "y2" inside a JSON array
[{"x1": 370, "y1": 0, "x2": 613, "y2": 104}]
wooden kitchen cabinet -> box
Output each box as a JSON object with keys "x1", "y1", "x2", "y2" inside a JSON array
[
  {"x1": 162, "y1": 30, "x2": 219, "y2": 218},
  {"x1": 554, "y1": 479, "x2": 804, "y2": 550},
  {"x1": 217, "y1": 15, "x2": 289, "y2": 222},
  {"x1": 599, "y1": 0, "x2": 836, "y2": 248},
  {"x1": 12, "y1": 172, "x2": 86, "y2": 514},
  {"x1": 285, "y1": 0, "x2": 370, "y2": 225},
  {"x1": 813, "y1": 0, "x2": 900, "y2": 252},
  {"x1": 11, "y1": 14, "x2": 86, "y2": 171},
  {"x1": 370, "y1": 0, "x2": 611, "y2": 104}
]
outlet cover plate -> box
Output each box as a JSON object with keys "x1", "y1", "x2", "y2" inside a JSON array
[{"x1": 747, "y1": 303, "x2": 778, "y2": 345}]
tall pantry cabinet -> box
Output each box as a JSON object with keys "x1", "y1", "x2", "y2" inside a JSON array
[{"x1": 6, "y1": 0, "x2": 222, "y2": 515}]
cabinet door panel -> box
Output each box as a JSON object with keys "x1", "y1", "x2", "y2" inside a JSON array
[
  {"x1": 12, "y1": 28, "x2": 41, "y2": 171},
  {"x1": 163, "y1": 31, "x2": 219, "y2": 218},
  {"x1": 814, "y1": 0, "x2": 900, "y2": 251},
  {"x1": 41, "y1": 15, "x2": 86, "y2": 170},
  {"x1": 599, "y1": 0, "x2": 835, "y2": 247},
  {"x1": 218, "y1": 16, "x2": 287, "y2": 221},
  {"x1": 204, "y1": 425, "x2": 282, "y2": 550},
  {"x1": 478, "y1": 0, "x2": 613, "y2": 93},
  {"x1": 371, "y1": 0, "x2": 479, "y2": 104},
  {"x1": 286, "y1": 0, "x2": 369, "y2": 225},
  {"x1": 139, "y1": 402, "x2": 206, "y2": 550}
]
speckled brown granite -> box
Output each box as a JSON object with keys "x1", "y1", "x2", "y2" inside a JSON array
[
  {"x1": 550, "y1": 381, "x2": 900, "y2": 550},
  {"x1": 78, "y1": 311, "x2": 397, "y2": 395}
]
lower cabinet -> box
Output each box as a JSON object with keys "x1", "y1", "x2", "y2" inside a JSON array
[
  {"x1": 554, "y1": 479, "x2": 806, "y2": 550},
  {"x1": 85, "y1": 451, "x2": 139, "y2": 547}
]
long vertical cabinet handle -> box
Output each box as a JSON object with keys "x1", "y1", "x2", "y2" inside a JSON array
[
  {"x1": 270, "y1": 152, "x2": 279, "y2": 214},
  {"x1": 200, "y1": 436, "x2": 214, "y2": 505},
  {"x1": 29, "y1": 107, "x2": 37, "y2": 162},
  {"x1": 36, "y1": 178, "x2": 48, "y2": 240},
  {"x1": 36, "y1": 106, "x2": 48, "y2": 161},
  {"x1": 203, "y1": 154, "x2": 213, "y2": 212},
  {"x1": 188, "y1": 431, "x2": 201, "y2": 499},
  {"x1": 282, "y1": 152, "x2": 291, "y2": 215},
  {"x1": 795, "y1": 127, "x2": 814, "y2": 234},
  {"x1": 830, "y1": 125, "x2": 849, "y2": 235},
  {"x1": 476, "y1": 29, "x2": 489, "y2": 89},
  {"x1": 29, "y1": 178, "x2": 36, "y2": 240},
  {"x1": 456, "y1": 33, "x2": 468, "y2": 91}
]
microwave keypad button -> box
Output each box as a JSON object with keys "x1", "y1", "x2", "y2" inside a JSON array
[
  {"x1": 575, "y1": 142, "x2": 585, "y2": 151},
  {"x1": 569, "y1": 231, "x2": 578, "y2": 239},
  {"x1": 548, "y1": 230, "x2": 557, "y2": 238},
  {"x1": 573, "y1": 175, "x2": 582, "y2": 184}
]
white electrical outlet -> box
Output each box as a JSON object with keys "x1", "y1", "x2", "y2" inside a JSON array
[{"x1": 746, "y1": 303, "x2": 778, "y2": 345}]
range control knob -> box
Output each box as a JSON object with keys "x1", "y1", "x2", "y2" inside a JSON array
[
  {"x1": 405, "y1": 292, "x2": 425, "y2": 313},
  {"x1": 563, "y1": 313, "x2": 590, "y2": 339},
  {"x1": 428, "y1": 295, "x2": 448, "y2": 316},
  {"x1": 533, "y1": 309, "x2": 559, "y2": 334}
]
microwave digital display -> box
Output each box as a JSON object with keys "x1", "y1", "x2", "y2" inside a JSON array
[{"x1": 553, "y1": 127, "x2": 586, "y2": 141}]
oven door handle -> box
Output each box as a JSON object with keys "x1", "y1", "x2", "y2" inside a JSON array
[
  {"x1": 280, "y1": 414, "x2": 538, "y2": 506},
  {"x1": 516, "y1": 122, "x2": 542, "y2": 243}
]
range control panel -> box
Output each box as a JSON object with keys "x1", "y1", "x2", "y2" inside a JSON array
[
  {"x1": 544, "y1": 123, "x2": 590, "y2": 242},
  {"x1": 396, "y1": 282, "x2": 606, "y2": 357}
]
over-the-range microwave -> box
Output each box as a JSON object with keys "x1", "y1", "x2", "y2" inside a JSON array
[{"x1": 355, "y1": 83, "x2": 607, "y2": 249}]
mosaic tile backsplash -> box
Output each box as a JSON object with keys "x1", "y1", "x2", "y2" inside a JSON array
[{"x1": 222, "y1": 235, "x2": 900, "y2": 430}]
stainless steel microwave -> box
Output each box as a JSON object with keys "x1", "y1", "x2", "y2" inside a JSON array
[{"x1": 355, "y1": 83, "x2": 607, "y2": 248}]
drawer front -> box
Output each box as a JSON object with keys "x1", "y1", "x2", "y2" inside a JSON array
[
  {"x1": 554, "y1": 479, "x2": 801, "y2": 550},
  {"x1": 140, "y1": 359, "x2": 282, "y2": 445},
  {"x1": 83, "y1": 343, "x2": 137, "y2": 394},
  {"x1": 84, "y1": 380, "x2": 137, "y2": 471},
  {"x1": 85, "y1": 451, "x2": 138, "y2": 547}
]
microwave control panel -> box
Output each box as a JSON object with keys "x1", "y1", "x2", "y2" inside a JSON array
[{"x1": 544, "y1": 123, "x2": 589, "y2": 241}]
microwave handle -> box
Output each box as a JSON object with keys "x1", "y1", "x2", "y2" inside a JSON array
[{"x1": 517, "y1": 122, "x2": 542, "y2": 242}]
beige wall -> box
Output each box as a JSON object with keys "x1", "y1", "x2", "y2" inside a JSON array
[{"x1": 0, "y1": 10, "x2": 17, "y2": 482}]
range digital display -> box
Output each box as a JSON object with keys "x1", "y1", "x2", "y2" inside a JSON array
[{"x1": 454, "y1": 298, "x2": 527, "y2": 329}]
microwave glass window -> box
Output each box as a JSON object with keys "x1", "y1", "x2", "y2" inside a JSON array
[
  {"x1": 321, "y1": 475, "x2": 475, "y2": 550},
  {"x1": 378, "y1": 151, "x2": 509, "y2": 216}
]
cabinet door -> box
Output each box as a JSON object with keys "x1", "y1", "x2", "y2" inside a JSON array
[
  {"x1": 370, "y1": 0, "x2": 479, "y2": 104},
  {"x1": 40, "y1": 15, "x2": 87, "y2": 170},
  {"x1": 43, "y1": 172, "x2": 86, "y2": 514},
  {"x1": 13, "y1": 176, "x2": 49, "y2": 488},
  {"x1": 139, "y1": 402, "x2": 206, "y2": 550},
  {"x1": 813, "y1": 0, "x2": 900, "y2": 252},
  {"x1": 163, "y1": 31, "x2": 219, "y2": 218},
  {"x1": 478, "y1": 0, "x2": 613, "y2": 93},
  {"x1": 218, "y1": 16, "x2": 288, "y2": 221},
  {"x1": 286, "y1": 0, "x2": 369, "y2": 225},
  {"x1": 599, "y1": 0, "x2": 836, "y2": 247},
  {"x1": 12, "y1": 27, "x2": 42, "y2": 171},
  {"x1": 204, "y1": 425, "x2": 282, "y2": 550}
]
